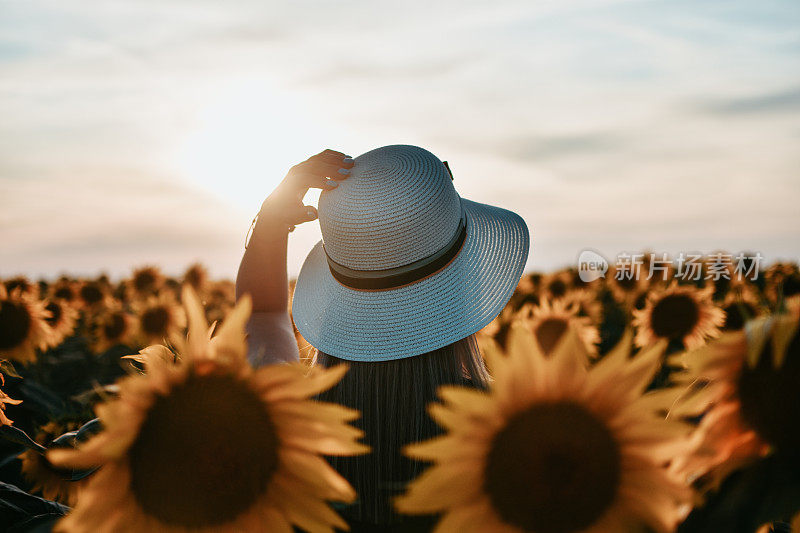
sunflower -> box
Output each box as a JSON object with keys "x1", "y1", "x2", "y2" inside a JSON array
[
  {"x1": 77, "y1": 281, "x2": 110, "y2": 312},
  {"x1": 540, "y1": 270, "x2": 574, "y2": 301},
  {"x1": 511, "y1": 290, "x2": 541, "y2": 313},
  {"x1": 788, "y1": 294, "x2": 800, "y2": 320},
  {"x1": 183, "y1": 263, "x2": 209, "y2": 293},
  {"x1": 48, "y1": 287, "x2": 368, "y2": 532},
  {"x1": 396, "y1": 325, "x2": 694, "y2": 532},
  {"x1": 4, "y1": 276, "x2": 36, "y2": 296},
  {"x1": 21, "y1": 421, "x2": 81, "y2": 504},
  {"x1": 91, "y1": 306, "x2": 137, "y2": 353},
  {"x1": 130, "y1": 265, "x2": 165, "y2": 298},
  {"x1": 607, "y1": 267, "x2": 648, "y2": 308},
  {"x1": 0, "y1": 285, "x2": 54, "y2": 363},
  {"x1": 208, "y1": 280, "x2": 236, "y2": 305},
  {"x1": 764, "y1": 263, "x2": 798, "y2": 305},
  {"x1": 0, "y1": 372, "x2": 21, "y2": 426},
  {"x1": 521, "y1": 298, "x2": 600, "y2": 357},
  {"x1": 633, "y1": 283, "x2": 724, "y2": 350},
  {"x1": 204, "y1": 300, "x2": 232, "y2": 330},
  {"x1": 756, "y1": 514, "x2": 800, "y2": 533},
  {"x1": 562, "y1": 288, "x2": 603, "y2": 324},
  {"x1": 134, "y1": 293, "x2": 186, "y2": 346},
  {"x1": 477, "y1": 306, "x2": 517, "y2": 354},
  {"x1": 51, "y1": 278, "x2": 79, "y2": 304},
  {"x1": 205, "y1": 281, "x2": 237, "y2": 327},
  {"x1": 779, "y1": 272, "x2": 800, "y2": 302},
  {"x1": 719, "y1": 287, "x2": 762, "y2": 332},
  {"x1": 670, "y1": 314, "x2": 799, "y2": 489},
  {"x1": 44, "y1": 299, "x2": 79, "y2": 347},
  {"x1": 513, "y1": 273, "x2": 537, "y2": 300}
]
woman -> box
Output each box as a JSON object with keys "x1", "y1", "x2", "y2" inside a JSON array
[{"x1": 236, "y1": 145, "x2": 529, "y2": 531}]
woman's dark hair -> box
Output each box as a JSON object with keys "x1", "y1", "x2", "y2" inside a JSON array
[{"x1": 313, "y1": 335, "x2": 488, "y2": 527}]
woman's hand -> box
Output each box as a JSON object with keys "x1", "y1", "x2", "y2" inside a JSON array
[
  {"x1": 237, "y1": 149, "x2": 353, "y2": 314},
  {"x1": 260, "y1": 149, "x2": 354, "y2": 231}
]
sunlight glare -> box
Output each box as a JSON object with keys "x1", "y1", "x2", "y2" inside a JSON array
[{"x1": 175, "y1": 77, "x2": 336, "y2": 211}]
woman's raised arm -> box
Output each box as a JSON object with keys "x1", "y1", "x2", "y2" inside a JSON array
[{"x1": 235, "y1": 149, "x2": 353, "y2": 365}]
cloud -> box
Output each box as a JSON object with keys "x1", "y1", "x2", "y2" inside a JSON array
[
  {"x1": 0, "y1": 168, "x2": 248, "y2": 279},
  {"x1": 698, "y1": 87, "x2": 800, "y2": 115},
  {"x1": 490, "y1": 132, "x2": 624, "y2": 162}
]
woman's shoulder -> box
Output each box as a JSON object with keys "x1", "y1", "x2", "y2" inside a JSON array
[{"x1": 245, "y1": 311, "x2": 300, "y2": 367}]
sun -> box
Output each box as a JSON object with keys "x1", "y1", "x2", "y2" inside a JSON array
[{"x1": 173, "y1": 76, "x2": 340, "y2": 211}]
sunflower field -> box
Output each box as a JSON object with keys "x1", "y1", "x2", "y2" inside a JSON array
[{"x1": 1, "y1": 258, "x2": 799, "y2": 532}]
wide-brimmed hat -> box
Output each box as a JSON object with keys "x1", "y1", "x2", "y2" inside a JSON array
[{"x1": 291, "y1": 144, "x2": 530, "y2": 361}]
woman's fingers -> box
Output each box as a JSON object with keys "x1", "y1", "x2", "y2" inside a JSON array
[
  {"x1": 317, "y1": 148, "x2": 346, "y2": 159},
  {"x1": 296, "y1": 158, "x2": 353, "y2": 176},
  {"x1": 307, "y1": 161, "x2": 352, "y2": 179},
  {"x1": 288, "y1": 156, "x2": 353, "y2": 193},
  {"x1": 293, "y1": 173, "x2": 340, "y2": 191},
  {"x1": 313, "y1": 149, "x2": 351, "y2": 165},
  {"x1": 288, "y1": 204, "x2": 318, "y2": 226},
  {"x1": 273, "y1": 149, "x2": 353, "y2": 212},
  {"x1": 301, "y1": 150, "x2": 354, "y2": 169},
  {"x1": 296, "y1": 150, "x2": 349, "y2": 169}
]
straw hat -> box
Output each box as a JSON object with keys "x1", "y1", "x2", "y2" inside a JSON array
[{"x1": 292, "y1": 145, "x2": 529, "y2": 361}]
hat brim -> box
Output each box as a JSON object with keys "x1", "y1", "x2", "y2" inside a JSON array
[{"x1": 291, "y1": 198, "x2": 530, "y2": 361}]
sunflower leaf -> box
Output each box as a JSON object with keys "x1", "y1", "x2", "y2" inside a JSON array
[
  {"x1": 0, "y1": 426, "x2": 46, "y2": 454},
  {"x1": 0, "y1": 360, "x2": 20, "y2": 379},
  {"x1": 0, "y1": 481, "x2": 70, "y2": 530}
]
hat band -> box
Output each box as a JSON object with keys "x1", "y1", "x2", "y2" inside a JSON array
[{"x1": 325, "y1": 213, "x2": 467, "y2": 291}]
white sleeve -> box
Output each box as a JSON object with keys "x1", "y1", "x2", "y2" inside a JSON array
[{"x1": 245, "y1": 311, "x2": 300, "y2": 367}]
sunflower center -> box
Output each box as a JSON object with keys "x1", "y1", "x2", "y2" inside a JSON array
[
  {"x1": 783, "y1": 275, "x2": 800, "y2": 298},
  {"x1": 134, "y1": 272, "x2": 157, "y2": 292},
  {"x1": 535, "y1": 318, "x2": 569, "y2": 355},
  {"x1": 54, "y1": 286, "x2": 74, "y2": 302},
  {"x1": 141, "y1": 307, "x2": 169, "y2": 336},
  {"x1": 495, "y1": 322, "x2": 512, "y2": 351},
  {"x1": 103, "y1": 313, "x2": 127, "y2": 339},
  {"x1": 0, "y1": 301, "x2": 32, "y2": 350},
  {"x1": 650, "y1": 294, "x2": 699, "y2": 341},
  {"x1": 518, "y1": 293, "x2": 540, "y2": 310},
  {"x1": 129, "y1": 372, "x2": 279, "y2": 527},
  {"x1": 80, "y1": 284, "x2": 103, "y2": 305},
  {"x1": 548, "y1": 279, "x2": 567, "y2": 299},
  {"x1": 185, "y1": 267, "x2": 205, "y2": 288},
  {"x1": 45, "y1": 302, "x2": 62, "y2": 326},
  {"x1": 722, "y1": 302, "x2": 756, "y2": 331},
  {"x1": 5, "y1": 278, "x2": 32, "y2": 294},
  {"x1": 484, "y1": 402, "x2": 620, "y2": 533},
  {"x1": 616, "y1": 276, "x2": 638, "y2": 292},
  {"x1": 737, "y1": 328, "x2": 800, "y2": 460}
]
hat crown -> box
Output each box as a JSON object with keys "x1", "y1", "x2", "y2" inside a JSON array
[{"x1": 318, "y1": 145, "x2": 462, "y2": 271}]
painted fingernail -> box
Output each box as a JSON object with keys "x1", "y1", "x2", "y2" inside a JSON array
[
  {"x1": 338, "y1": 168, "x2": 350, "y2": 175},
  {"x1": 343, "y1": 157, "x2": 354, "y2": 163},
  {"x1": 326, "y1": 180, "x2": 338, "y2": 188}
]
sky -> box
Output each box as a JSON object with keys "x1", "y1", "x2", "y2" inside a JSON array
[{"x1": 1, "y1": 0, "x2": 799, "y2": 281}]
